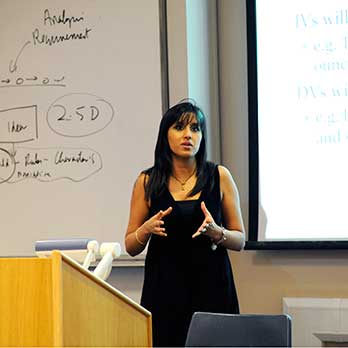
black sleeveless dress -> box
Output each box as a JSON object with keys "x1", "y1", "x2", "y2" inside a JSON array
[{"x1": 141, "y1": 165, "x2": 239, "y2": 347}]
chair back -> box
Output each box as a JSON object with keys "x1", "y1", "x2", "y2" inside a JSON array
[{"x1": 185, "y1": 312, "x2": 292, "y2": 347}]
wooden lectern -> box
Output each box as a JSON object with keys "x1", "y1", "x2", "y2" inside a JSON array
[{"x1": 0, "y1": 251, "x2": 152, "y2": 347}]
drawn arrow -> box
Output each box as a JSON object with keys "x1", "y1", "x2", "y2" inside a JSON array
[
  {"x1": 26, "y1": 76, "x2": 38, "y2": 81},
  {"x1": 9, "y1": 144, "x2": 17, "y2": 157},
  {"x1": 9, "y1": 41, "x2": 31, "y2": 73},
  {"x1": 54, "y1": 76, "x2": 65, "y2": 83}
]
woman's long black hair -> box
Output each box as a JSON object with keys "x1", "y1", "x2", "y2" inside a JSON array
[{"x1": 143, "y1": 100, "x2": 215, "y2": 201}]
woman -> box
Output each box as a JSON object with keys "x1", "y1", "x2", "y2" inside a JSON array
[{"x1": 125, "y1": 101, "x2": 245, "y2": 347}]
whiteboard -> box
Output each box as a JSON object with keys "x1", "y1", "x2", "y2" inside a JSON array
[{"x1": 0, "y1": 0, "x2": 164, "y2": 258}]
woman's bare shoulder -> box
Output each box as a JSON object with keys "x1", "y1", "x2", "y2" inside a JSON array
[{"x1": 217, "y1": 164, "x2": 233, "y2": 179}]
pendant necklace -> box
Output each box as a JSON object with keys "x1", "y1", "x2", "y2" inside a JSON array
[{"x1": 172, "y1": 169, "x2": 196, "y2": 191}]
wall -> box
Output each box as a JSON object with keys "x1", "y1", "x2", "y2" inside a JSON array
[
  {"x1": 166, "y1": 0, "x2": 188, "y2": 105},
  {"x1": 218, "y1": 0, "x2": 348, "y2": 314}
]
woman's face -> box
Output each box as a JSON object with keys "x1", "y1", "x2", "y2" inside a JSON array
[{"x1": 167, "y1": 112, "x2": 202, "y2": 159}]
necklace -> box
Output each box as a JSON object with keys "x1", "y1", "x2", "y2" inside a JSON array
[{"x1": 171, "y1": 169, "x2": 196, "y2": 191}]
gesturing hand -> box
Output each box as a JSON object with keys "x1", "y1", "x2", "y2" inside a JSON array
[
  {"x1": 192, "y1": 201, "x2": 216, "y2": 238},
  {"x1": 144, "y1": 206, "x2": 172, "y2": 237}
]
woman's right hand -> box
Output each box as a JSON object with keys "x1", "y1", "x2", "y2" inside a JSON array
[{"x1": 143, "y1": 206, "x2": 173, "y2": 237}]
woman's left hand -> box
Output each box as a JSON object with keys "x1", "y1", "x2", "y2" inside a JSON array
[{"x1": 192, "y1": 201, "x2": 216, "y2": 238}]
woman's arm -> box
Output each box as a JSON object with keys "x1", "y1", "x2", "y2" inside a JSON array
[
  {"x1": 125, "y1": 173, "x2": 172, "y2": 256},
  {"x1": 216, "y1": 165, "x2": 245, "y2": 250},
  {"x1": 125, "y1": 174, "x2": 151, "y2": 256}
]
